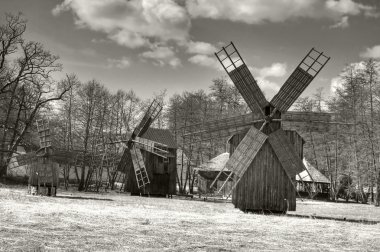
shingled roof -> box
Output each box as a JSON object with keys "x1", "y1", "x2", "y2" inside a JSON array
[
  {"x1": 141, "y1": 128, "x2": 177, "y2": 149},
  {"x1": 296, "y1": 158, "x2": 330, "y2": 184}
]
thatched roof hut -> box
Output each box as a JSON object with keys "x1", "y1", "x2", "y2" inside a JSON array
[
  {"x1": 196, "y1": 152, "x2": 232, "y2": 195},
  {"x1": 296, "y1": 158, "x2": 330, "y2": 198},
  {"x1": 296, "y1": 158, "x2": 330, "y2": 184},
  {"x1": 196, "y1": 152, "x2": 231, "y2": 180}
]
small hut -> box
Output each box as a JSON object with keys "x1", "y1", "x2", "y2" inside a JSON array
[
  {"x1": 196, "y1": 152, "x2": 232, "y2": 196},
  {"x1": 127, "y1": 128, "x2": 177, "y2": 196},
  {"x1": 229, "y1": 129, "x2": 304, "y2": 212},
  {"x1": 296, "y1": 158, "x2": 330, "y2": 198},
  {"x1": 28, "y1": 149, "x2": 59, "y2": 196}
]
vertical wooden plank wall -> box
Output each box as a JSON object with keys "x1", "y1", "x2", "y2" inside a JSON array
[
  {"x1": 230, "y1": 130, "x2": 303, "y2": 212},
  {"x1": 128, "y1": 148, "x2": 177, "y2": 196}
]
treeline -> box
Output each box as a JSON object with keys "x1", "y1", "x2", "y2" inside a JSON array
[
  {"x1": 1, "y1": 13, "x2": 380, "y2": 204},
  {"x1": 0, "y1": 13, "x2": 247, "y2": 193},
  {"x1": 293, "y1": 60, "x2": 380, "y2": 205}
]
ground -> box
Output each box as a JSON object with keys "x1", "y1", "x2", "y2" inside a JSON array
[{"x1": 0, "y1": 186, "x2": 380, "y2": 251}]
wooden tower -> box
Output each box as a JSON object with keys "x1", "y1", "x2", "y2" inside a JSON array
[{"x1": 182, "y1": 42, "x2": 336, "y2": 212}]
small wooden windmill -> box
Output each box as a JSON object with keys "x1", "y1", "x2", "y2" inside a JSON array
[
  {"x1": 182, "y1": 42, "x2": 336, "y2": 212},
  {"x1": 118, "y1": 99, "x2": 171, "y2": 194},
  {"x1": 27, "y1": 119, "x2": 59, "y2": 195}
]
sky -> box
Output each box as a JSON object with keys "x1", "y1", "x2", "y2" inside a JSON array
[{"x1": 1, "y1": 0, "x2": 380, "y2": 101}]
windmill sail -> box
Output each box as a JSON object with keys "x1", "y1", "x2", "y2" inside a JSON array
[
  {"x1": 212, "y1": 126, "x2": 267, "y2": 194},
  {"x1": 133, "y1": 137, "x2": 169, "y2": 158},
  {"x1": 271, "y1": 48, "x2": 330, "y2": 112},
  {"x1": 281, "y1": 111, "x2": 333, "y2": 132},
  {"x1": 130, "y1": 145, "x2": 150, "y2": 189},
  {"x1": 132, "y1": 99, "x2": 162, "y2": 138},
  {"x1": 268, "y1": 129, "x2": 305, "y2": 179},
  {"x1": 225, "y1": 126, "x2": 267, "y2": 177},
  {"x1": 36, "y1": 119, "x2": 51, "y2": 150},
  {"x1": 182, "y1": 113, "x2": 263, "y2": 142},
  {"x1": 216, "y1": 42, "x2": 268, "y2": 115}
]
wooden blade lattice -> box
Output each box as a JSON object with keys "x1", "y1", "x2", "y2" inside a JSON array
[
  {"x1": 132, "y1": 99, "x2": 162, "y2": 138},
  {"x1": 271, "y1": 48, "x2": 330, "y2": 112},
  {"x1": 130, "y1": 145, "x2": 150, "y2": 189},
  {"x1": 268, "y1": 129, "x2": 305, "y2": 179},
  {"x1": 7, "y1": 153, "x2": 37, "y2": 168},
  {"x1": 225, "y1": 126, "x2": 267, "y2": 177},
  {"x1": 36, "y1": 119, "x2": 51, "y2": 150},
  {"x1": 117, "y1": 149, "x2": 132, "y2": 172},
  {"x1": 281, "y1": 111, "x2": 333, "y2": 132},
  {"x1": 216, "y1": 42, "x2": 268, "y2": 115},
  {"x1": 212, "y1": 126, "x2": 267, "y2": 196},
  {"x1": 133, "y1": 137, "x2": 169, "y2": 158},
  {"x1": 182, "y1": 112, "x2": 263, "y2": 143}
]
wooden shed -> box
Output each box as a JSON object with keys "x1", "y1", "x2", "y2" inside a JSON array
[
  {"x1": 229, "y1": 129, "x2": 304, "y2": 212},
  {"x1": 196, "y1": 152, "x2": 233, "y2": 196},
  {"x1": 28, "y1": 149, "x2": 59, "y2": 196},
  {"x1": 296, "y1": 158, "x2": 330, "y2": 198},
  {"x1": 127, "y1": 128, "x2": 177, "y2": 196}
]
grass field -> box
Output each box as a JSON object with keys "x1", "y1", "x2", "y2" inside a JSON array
[{"x1": 1, "y1": 186, "x2": 380, "y2": 251}]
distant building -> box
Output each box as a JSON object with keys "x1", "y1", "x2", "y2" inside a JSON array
[
  {"x1": 296, "y1": 158, "x2": 330, "y2": 198},
  {"x1": 196, "y1": 152, "x2": 232, "y2": 196}
]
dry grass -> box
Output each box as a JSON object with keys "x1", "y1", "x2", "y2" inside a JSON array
[
  {"x1": 1, "y1": 187, "x2": 380, "y2": 251},
  {"x1": 289, "y1": 199, "x2": 380, "y2": 222}
]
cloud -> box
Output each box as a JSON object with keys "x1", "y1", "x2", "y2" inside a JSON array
[
  {"x1": 325, "y1": 0, "x2": 379, "y2": 17},
  {"x1": 249, "y1": 63, "x2": 287, "y2": 94},
  {"x1": 188, "y1": 54, "x2": 220, "y2": 70},
  {"x1": 360, "y1": 45, "x2": 380, "y2": 59},
  {"x1": 52, "y1": 0, "x2": 191, "y2": 49},
  {"x1": 140, "y1": 46, "x2": 181, "y2": 68},
  {"x1": 185, "y1": 40, "x2": 220, "y2": 69},
  {"x1": 253, "y1": 63, "x2": 287, "y2": 78},
  {"x1": 106, "y1": 57, "x2": 130, "y2": 69},
  {"x1": 187, "y1": 0, "x2": 379, "y2": 24},
  {"x1": 329, "y1": 16, "x2": 349, "y2": 29},
  {"x1": 330, "y1": 76, "x2": 344, "y2": 93},
  {"x1": 185, "y1": 41, "x2": 218, "y2": 55},
  {"x1": 53, "y1": 0, "x2": 379, "y2": 68},
  {"x1": 330, "y1": 61, "x2": 367, "y2": 93}
]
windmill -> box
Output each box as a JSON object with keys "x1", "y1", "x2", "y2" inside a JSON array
[
  {"x1": 117, "y1": 99, "x2": 171, "y2": 193},
  {"x1": 182, "y1": 42, "x2": 337, "y2": 212},
  {"x1": 26, "y1": 118, "x2": 59, "y2": 195},
  {"x1": 11, "y1": 118, "x2": 84, "y2": 194}
]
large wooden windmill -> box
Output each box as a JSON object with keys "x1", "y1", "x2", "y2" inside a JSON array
[
  {"x1": 118, "y1": 99, "x2": 173, "y2": 194},
  {"x1": 183, "y1": 42, "x2": 334, "y2": 212}
]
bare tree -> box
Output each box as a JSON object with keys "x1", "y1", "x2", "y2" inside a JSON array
[{"x1": 0, "y1": 13, "x2": 72, "y2": 177}]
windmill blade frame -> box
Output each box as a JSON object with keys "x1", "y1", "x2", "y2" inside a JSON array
[
  {"x1": 181, "y1": 112, "x2": 264, "y2": 143},
  {"x1": 133, "y1": 136, "x2": 170, "y2": 158},
  {"x1": 132, "y1": 99, "x2": 163, "y2": 138},
  {"x1": 268, "y1": 129, "x2": 306, "y2": 179},
  {"x1": 210, "y1": 126, "x2": 268, "y2": 196},
  {"x1": 280, "y1": 111, "x2": 333, "y2": 132},
  {"x1": 215, "y1": 42, "x2": 268, "y2": 116},
  {"x1": 130, "y1": 144, "x2": 150, "y2": 189},
  {"x1": 270, "y1": 48, "x2": 330, "y2": 112}
]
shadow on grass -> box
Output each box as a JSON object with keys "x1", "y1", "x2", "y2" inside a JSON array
[{"x1": 55, "y1": 195, "x2": 113, "y2": 201}]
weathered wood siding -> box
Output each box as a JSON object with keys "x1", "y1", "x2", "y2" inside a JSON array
[
  {"x1": 28, "y1": 157, "x2": 59, "y2": 187},
  {"x1": 128, "y1": 148, "x2": 177, "y2": 196},
  {"x1": 230, "y1": 130, "x2": 303, "y2": 212}
]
